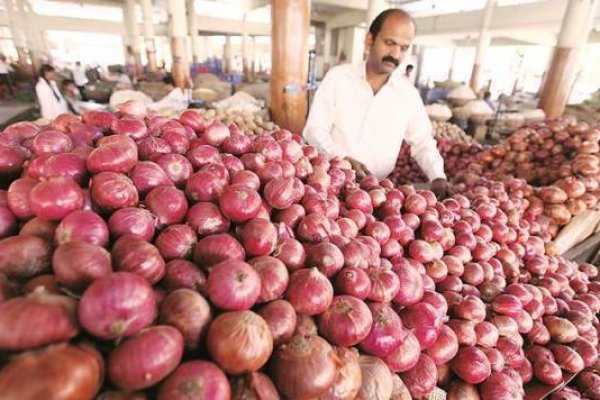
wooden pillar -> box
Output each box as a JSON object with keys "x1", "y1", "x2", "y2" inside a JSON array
[
  {"x1": 167, "y1": 0, "x2": 190, "y2": 88},
  {"x1": 270, "y1": 0, "x2": 310, "y2": 134},
  {"x1": 141, "y1": 0, "x2": 157, "y2": 72},
  {"x1": 186, "y1": 0, "x2": 200, "y2": 64},
  {"x1": 224, "y1": 34, "x2": 232, "y2": 74},
  {"x1": 242, "y1": 14, "x2": 251, "y2": 81},
  {"x1": 470, "y1": 0, "x2": 495, "y2": 92},
  {"x1": 6, "y1": 0, "x2": 32, "y2": 71},
  {"x1": 366, "y1": 0, "x2": 387, "y2": 28},
  {"x1": 123, "y1": 0, "x2": 141, "y2": 76},
  {"x1": 539, "y1": 0, "x2": 599, "y2": 118}
]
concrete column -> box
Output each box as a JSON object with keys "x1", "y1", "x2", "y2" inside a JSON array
[
  {"x1": 242, "y1": 14, "x2": 251, "y2": 81},
  {"x1": 167, "y1": 0, "x2": 190, "y2": 88},
  {"x1": 250, "y1": 36, "x2": 257, "y2": 78},
  {"x1": 366, "y1": 0, "x2": 387, "y2": 28},
  {"x1": 4, "y1": 0, "x2": 28, "y2": 67},
  {"x1": 539, "y1": 0, "x2": 599, "y2": 118},
  {"x1": 323, "y1": 25, "x2": 332, "y2": 71},
  {"x1": 224, "y1": 34, "x2": 232, "y2": 74},
  {"x1": 123, "y1": 0, "x2": 142, "y2": 76},
  {"x1": 186, "y1": 0, "x2": 200, "y2": 64},
  {"x1": 270, "y1": 0, "x2": 310, "y2": 133},
  {"x1": 141, "y1": 0, "x2": 157, "y2": 72},
  {"x1": 448, "y1": 45, "x2": 458, "y2": 80},
  {"x1": 470, "y1": 0, "x2": 495, "y2": 92}
]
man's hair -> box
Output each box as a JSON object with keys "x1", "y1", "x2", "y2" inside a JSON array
[
  {"x1": 369, "y1": 8, "x2": 415, "y2": 38},
  {"x1": 39, "y1": 64, "x2": 55, "y2": 77},
  {"x1": 76, "y1": 61, "x2": 81, "y2": 66},
  {"x1": 163, "y1": 75, "x2": 175, "y2": 86},
  {"x1": 406, "y1": 64, "x2": 414, "y2": 71}
]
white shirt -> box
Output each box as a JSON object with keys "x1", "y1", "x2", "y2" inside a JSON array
[
  {"x1": 0, "y1": 61, "x2": 13, "y2": 74},
  {"x1": 35, "y1": 78, "x2": 70, "y2": 120},
  {"x1": 73, "y1": 65, "x2": 88, "y2": 86},
  {"x1": 150, "y1": 88, "x2": 189, "y2": 113},
  {"x1": 303, "y1": 62, "x2": 446, "y2": 182}
]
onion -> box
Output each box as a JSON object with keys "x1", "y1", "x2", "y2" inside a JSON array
[
  {"x1": 480, "y1": 371, "x2": 525, "y2": 400},
  {"x1": 193, "y1": 233, "x2": 245, "y2": 271},
  {"x1": 533, "y1": 359, "x2": 563, "y2": 386},
  {"x1": 179, "y1": 109, "x2": 207, "y2": 131},
  {"x1": 186, "y1": 202, "x2": 229, "y2": 237},
  {"x1": 273, "y1": 237, "x2": 306, "y2": 271},
  {"x1": 155, "y1": 224, "x2": 197, "y2": 260},
  {"x1": 108, "y1": 325, "x2": 184, "y2": 390},
  {"x1": 55, "y1": 210, "x2": 109, "y2": 247},
  {"x1": 384, "y1": 330, "x2": 421, "y2": 373},
  {"x1": 575, "y1": 371, "x2": 600, "y2": 399},
  {"x1": 305, "y1": 242, "x2": 344, "y2": 278},
  {"x1": 426, "y1": 324, "x2": 459, "y2": 366},
  {"x1": 155, "y1": 154, "x2": 193, "y2": 187},
  {"x1": 0, "y1": 343, "x2": 103, "y2": 399},
  {"x1": 286, "y1": 267, "x2": 333, "y2": 315},
  {"x1": 451, "y1": 346, "x2": 491, "y2": 384},
  {"x1": 162, "y1": 259, "x2": 206, "y2": 293},
  {"x1": 453, "y1": 295, "x2": 486, "y2": 323},
  {"x1": 157, "y1": 361, "x2": 230, "y2": 400},
  {"x1": 497, "y1": 336, "x2": 525, "y2": 368},
  {"x1": 368, "y1": 267, "x2": 400, "y2": 303},
  {"x1": 0, "y1": 144, "x2": 27, "y2": 181},
  {"x1": 0, "y1": 289, "x2": 78, "y2": 351},
  {"x1": 447, "y1": 380, "x2": 482, "y2": 400},
  {"x1": 408, "y1": 240, "x2": 435, "y2": 264},
  {"x1": 238, "y1": 218, "x2": 278, "y2": 257},
  {"x1": 271, "y1": 334, "x2": 337, "y2": 399},
  {"x1": 87, "y1": 137, "x2": 138, "y2": 174},
  {"x1": 257, "y1": 299, "x2": 297, "y2": 346},
  {"x1": 90, "y1": 172, "x2": 139, "y2": 212},
  {"x1": 29, "y1": 177, "x2": 84, "y2": 221},
  {"x1": 31, "y1": 129, "x2": 73, "y2": 155},
  {"x1": 571, "y1": 338, "x2": 599, "y2": 367},
  {"x1": 357, "y1": 355, "x2": 393, "y2": 400},
  {"x1": 392, "y1": 262, "x2": 424, "y2": 306},
  {"x1": 112, "y1": 234, "x2": 165, "y2": 284},
  {"x1": 159, "y1": 289, "x2": 212, "y2": 350},
  {"x1": 447, "y1": 319, "x2": 477, "y2": 346},
  {"x1": 218, "y1": 184, "x2": 262, "y2": 223},
  {"x1": 358, "y1": 302, "x2": 403, "y2": 357},
  {"x1": 249, "y1": 256, "x2": 289, "y2": 303},
  {"x1": 7, "y1": 177, "x2": 37, "y2": 220},
  {"x1": 552, "y1": 344, "x2": 585, "y2": 374},
  {"x1": 264, "y1": 177, "x2": 304, "y2": 210},
  {"x1": 544, "y1": 316, "x2": 578, "y2": 343},
  {"x1": 108, "y1": 207, "x2": 156, "y2": 241},
  {"x1": 320, "y1": 347, "x2": 362, "y2": 400},
  {"x1": 207, "y1": 259, "x2": 260, "y2": 310},
  {"x1": 482, "y1": 347, "x2": 505, "y2": 372},
  {"x1": 335, "y1": 267, "x2": 372, "y2": 300},
  {"x1": 186, "y1": 144, "x2": 221, "y2": 168},
  {"x1": 0, "y1": 235, "x2": 51, "y2": 280},
  {"x1": 129, "y1": 161, "x2": 172, "y2": 195},
  {"x1": 399, "y1": 354, "x2": 438, "y2": 399},
  {"x1": 400, "y1": 302, "x2": 442, "y2": 350},
  {"x1": 52, "y1": 241, "x2": 112, "y2": 292},
  {"x1": 185, "y1": 170, "x2": 226, "y2": 202},
  {"x1": 207, "y1": 310, "x2": 273, "y2": 374},
  {"x1": 78, "y1": 272, "x2": 156, "y2": 340}
]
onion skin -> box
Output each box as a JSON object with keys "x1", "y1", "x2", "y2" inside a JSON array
[
  {"x1": 286, "y1": 267, "x2": 334, "y2": 316},
  {"x1": 447, "y1": 380, "x2": 481, "y2": 400},
  {"x1": 78, "y1": 272, "x2": 156, "y2": 340},
  {"x1": 52, "y1": 241, "x2": 112, "y2": 292},
  {"x1": 356, "y1": 355, "x2": 393, "y2": 400},
  {"x1": 451, "y1": 346, "x2": 492, "y2": 384},
  {"x1": 112, "y1": 234, "x2": 165, "y2": 284},
  {"x1": 207, "y1": 310, "x2": 273, "y2": 375},
  {"x1": 318, "y1": 295, "x2": 373, "y2": 347},
  {"x1": 207, "y1": 259, "x2": 261, "y2": 310},
  {"x1": 108, "y1": 325, "x2": 184, "y2": 391},
  {"x1": 0, "y1": 343, "x2": 104, "y2": 400},
  {"x1": 157, "y1": 361, "x2": 231, "y2": 400},
  {"x1": 54, "y1": 210, "x2": 110, "y2": 247},
  {"x1": 258, "y1": 299, "x2": 297, "y2": 346},
  {"x1": 272, "y1": 334, "x2": 337, "y2": 400},
  {"x1": 159, "y1": 289, "x2": 212, "y2": 350},
  {"x1": 399, "y1": 353, "x2": 438, "y2": 399},
  {"x1": 320, "y1": 347, "x2": 362, "y2": 400},
  {"x1": 0, "y1": 235, "x2": 51, "y2": 280},
  {"x1": 0, "y1": 289, "x2": 78, "y2": 351}
]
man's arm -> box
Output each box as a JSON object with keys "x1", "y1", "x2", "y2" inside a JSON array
[
  {"x1": 404, "y1": 90, "x2": 446, "y2": 183},
  {"x1": 303, "y1": 71, "x2": 344, "y2": 158}
]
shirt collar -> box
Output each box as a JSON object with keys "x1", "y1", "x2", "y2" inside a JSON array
[{"x1": 350, "y1": 60, "x2": 404, "y2": 89}]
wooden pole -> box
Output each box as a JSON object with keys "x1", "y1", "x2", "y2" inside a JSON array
[
  {"x1": 270, "y1": 0, "x2": 310, "y2": 134},
  {"x1": 470, "y1": 0, "x2": 495, "y2": 92},
  {"x1": 123, "y1": 0, "x2": 142, "y2": 77},
  {"x1": 538, "y1": 0, "x2": 599, "y2": 118},
  {"x1": 141, "y1": 0, "x2": 157, "y2": 72},
  {"x1": 167, "y1": 0, "x2": 190, "y2": 88}
]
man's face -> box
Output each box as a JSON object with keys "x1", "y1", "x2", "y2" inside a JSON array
[{"x1": 365, "y1": 14, "x2": 415, "y2": 75}]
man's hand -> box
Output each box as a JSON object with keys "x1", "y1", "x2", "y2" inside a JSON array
[
  {"x1": 430, "y1": 178, "x2": 450, "y2": 200},
  {"x1": 345, "y1": 157, "x2": 371, "y2": 179}
]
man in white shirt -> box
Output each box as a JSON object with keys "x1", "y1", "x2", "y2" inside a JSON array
[
  {"x1": 35, "y1": 64, "x2": 69, "y2": 120},
  {"x1": 303, "y1": 9, "x2": 449, "y2": 198},
  {"x1": 72, "y1": 61, "x2": 88, "y2": 98}
]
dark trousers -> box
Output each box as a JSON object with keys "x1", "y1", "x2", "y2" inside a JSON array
[
  {"x1": 77, "y1": 85, "x2": 86, "y2": 100},
  {"x1": 0, "y1": 73, "x2": 13, "y2": 96}
]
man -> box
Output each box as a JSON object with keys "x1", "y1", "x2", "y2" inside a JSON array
[
  {"x1": 405, "y1": 64, "x2": 414, "y2": 79},
  {"x1": 72, "y1": 61, "x2": 88, "y2": 99},
  {"x1": 303, "y1": 9, "x2": 448, "y2": 198},
  {"x1": 0, "y1": 54, "x2": 14, "y2": 97},
  {"x1": 35, "y1": 64, "x2": 69, "y2": 120},
  {"x1": 61, "y1": 79, "x2": 82, "y2": 115}
]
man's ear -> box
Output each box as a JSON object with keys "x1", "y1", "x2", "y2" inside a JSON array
[{"x1": 364, "y1": 33, "x2": 374, "y2": 52}]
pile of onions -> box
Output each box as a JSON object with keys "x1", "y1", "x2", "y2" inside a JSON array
[{"x1": 0, "y1": 110, "x2": 599, "y2": 399}]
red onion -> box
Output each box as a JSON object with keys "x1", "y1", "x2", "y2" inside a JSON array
[
  {"x1": 447, "y1": 319, "x2": 477, "y2": 347},
  {"x1": 90, "y1": 172, "x2": 139, "y2": 212},
  {"x1": 29, "y1": 177, "x2": 84, "y2": 221},
  {"x1": 218, "y1": 184, "x2": 262, "y2": 223},
  {"x1": 0, "y1": 235, "x2": 51, "y2": 280},
  {"x1": 186, "y1": 144, "x2": 221, "y2": 169},
  {"x1": 222, "y1": 133, "x2": 252, "y2": 155},
  {"x1": 7, "y1": 177, "x2": 37, "y2": 220},
  {"x1": 248, "y1": 256, "x2": 289, "y2": 303},
  {"x1": 112, "y1": 234, "x2": 165, "y2": 284},
  {"x1": 297, "y1": 213, "x2": 332, "y2": 243},
  {"x1": 335, "y1": 267, "x2": 372, "y2": 300},
  {"x1": 318, "y1": 295, "x2": 373, "y2": 347},
  {"x1": 475, "y1": 321, "x2": 499, "y2": 348},
  {"x1": 53, "y1": 241, "x2": 112, "y2": 291},
  {"x1": 193, "y1": 233, "x2": 245, "y2": 271},
  {"x1": 186, "y1": 202, "x2": 229, "y2": 237},
  {"x1": 108, "y1": 207, "x2": 156, "y2": 241},
  {"x1": 544, "y1": 316, "x2": 578, "y2": 343},
  {"x1": 78, "y1": 272, "x2": 156, "y2": 340},
  {"x1": 483, "y1": 347, "x2": 506, "y2": 372},
  {"x1": 575, "y1": 371, "x2": 600, "y2": 399},
  {"x1": 145, "y1": 185, "x2": 188, "y2": 226},
  {"x1": 157, "y1": 361, "x2": 231, "y2": 400},
  {"x1": 129, "y1": 161, "x2": 171, "y2": 195},
  {"x1": 257, "y1": 299, "x2": 297, "y2": 346},
  {"x1": 87, "y1": 137, "x2": 137, "y2": 174},
  {"x1": 399, "y1": 354, "x2": 438, "y2": 399},
  {"x1": 179, "y1": 110, "x2": 208, "y2": 132},
  {"x1": 356, "y1": 355, "x2": 393, "y2": 400},
  {"x1": 31, "y1": 130, "x2": 73, "y2": 155},
  {"x1": 408, "y1": 240, "x2": 435, "y2": 264},
  {"x1": 451, "y1": 346, "x2": 491, "y2": 384},
  {"x1": 285, "y1": 267, "x2": 333, "y2": 315},
  {"x1": 305, "y1": 242, "x2": 344, "y2": 278},
  {"x1": 426, "y1": 324, "x2": 459, "y2": 366},
  {"x1": 480, "y1": 371, "x2": 525, "y2": 400},
  {"x1": 552, "y1": 344, "x2": 585, "y2": 374},
  {"x1": 185, "y1": 170, "x2": 226, "y2": 202},
  {"x1": 206, "y1": 259, "x2": 260, "y2": 310},
  {"x1": 54, "y1": 210, "x2": 109, "y2": 247},
  {"x1": 400, "y1": 301, "x2": 443, "y2": 350},
  {"x1": 0, "y1": 290, "x2": 78, "y2": 351},
  {"x1": 162, "y1": 259, "x2": 206, "y2": 293},
  {"x1": 384, "y1": 330, "x2": 421, "y2": 373},
  {"x1": 108, "y1": 325, "x2": 184, "y2": 390},
  {"x1": 155, "y1": 154, "x2": 193, "y2": 187},
  {"x1": 453, "y1": 295, "x2": 486, "y2": 323},
  {"x1": 273, "y1": 237, "x2": 306, "y2": 271},
  {"x1": 207, "y1": 310, "x2": 273, "y2": 374},
  {"x1": 238, "y1": 218, "x2": 278, "y2": 257},
  {"x1": 159, "y1": 289, "x2": 212, "y2": 350},
  {"x1": 154, "y1": 224, "x2": 196, "y2": 260}
]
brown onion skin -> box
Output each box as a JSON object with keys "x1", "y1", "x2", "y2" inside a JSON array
[
  {"x1": 230, "y1": 371, "x2": 279, "y2": 400},
  {"x1": 447, "y1": 380, "x2": 481, "y2": 400},
  {"x1": 271, "y1": 334, "x2": 337, "y2": 400},
  {"x1": 159, "y1": 289, "x2": 212, "y2": 350},
  {"x1": 0, "y1": 289, "x2": 78, "y2": 351},
  {"x1": 319, "y1": 347, "x2": 362, "y2": 400},
  {"x1": 0, "y1": 235, "x2": 51, "y2": 280},
  {"x1": 0, "y1": 343, "x2": 104, "y2": 400},
  {"x1": 357, "y1": 355, "x2": 393, "y2": 400},
  {"x1": 207, "y1": 310, "x2": 273, "y2": 375},
  {"x1": 108, "y1": 325, "x2": 184, "y2": 391}
]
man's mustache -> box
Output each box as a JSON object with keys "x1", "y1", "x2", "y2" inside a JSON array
[{"x1": 381, "y1": 56, "x2": 400, "y2": 66}]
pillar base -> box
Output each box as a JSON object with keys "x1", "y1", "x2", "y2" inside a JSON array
[
  {"x1": 538, "y1": 46, "x2": 578, "y2": 118},
  {"x1": 171, "y1": 37, "x2": 189, "y2": 88}
]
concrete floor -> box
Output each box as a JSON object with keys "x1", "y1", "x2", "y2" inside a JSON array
[{"x1": 0, "y1": 102, "x2": 37, "y2": 130}]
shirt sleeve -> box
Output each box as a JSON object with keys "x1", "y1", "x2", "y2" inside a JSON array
[
  {"x1": 36, "y1": 82, "x2": 55, "y2": 120},
  {"x1": 404, "y1": 89, "x2": 447, "y2": 182},
  {"x1": 302, "y1": 71, "x2": 345, "y2": 158}
]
